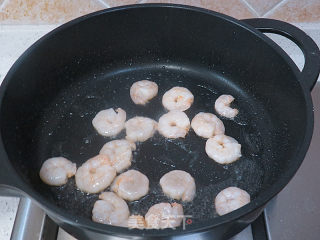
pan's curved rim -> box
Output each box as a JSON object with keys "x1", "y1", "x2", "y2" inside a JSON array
[{"x1": 0, "y1": 3, "x2": 314, "y2": 238}]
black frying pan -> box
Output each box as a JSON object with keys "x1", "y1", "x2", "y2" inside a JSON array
[{"x1": 0, "y1": 4, "x2": 319, "y2": 240}]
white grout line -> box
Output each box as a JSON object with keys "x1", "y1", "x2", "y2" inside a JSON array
[
  {"x1": 0, "y1": 0, "x2": 10, "y2": 11},
  {"x1": 262, "y1": 0, "x2": 289, "y2": 18},
  {"x1": 240, "y1": 0, "x2": 260, "y2": 17},
  {"x1": 95, "y1": 0, "x2": 110, "y2": 8}
]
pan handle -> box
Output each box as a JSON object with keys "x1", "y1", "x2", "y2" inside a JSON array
[{"x1": 242, "y1": 18, "x2": 320, "y2": 91}]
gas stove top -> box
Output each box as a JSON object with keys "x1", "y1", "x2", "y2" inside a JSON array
[{"x1": 0, "y1": 24, "x2": 319, "y2": 240}]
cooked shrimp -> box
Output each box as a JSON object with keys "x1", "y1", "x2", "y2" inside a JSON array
[
  {"x1": 215, "y1": 95, "x2": 239, "y2": 118},
  {"x1": 39, "y1": 157, "x2": 76, "y2": 186},
  {"x1": 92, "y1": 108, "x2": 126, "y2": 137},
  {"x1": 125, "y1": 117, "x2": 157, "y2": 142},
  {"x1": 158, "y1": 111, "x2": 190, "y2": 138},
  {"x1": 215, "y1": 187, "x2": 250, "y2": 216},
  {"x1": 92, "y1": 192, "x2": 130, "y2": 227},
  {"x1": 128, "y1": 215, "x2": 146, "y2": 229},
  {"x1": 75, "y1": 155, "x2": 116, "y2": 193},
  {"x1": 160, "y1": 170, "x2": 196, "y2": 202},
  {"x1": 99, "y1": 139, "x2": 136, "y2": 173},
  {"x1": 205, "y1": 135, "x2": 241, "y2": 164},
  {"x1": 130, "y1": 80, "x2": 158, "y2": 105},
  {"x1": 145, "y1": 202, "x2": 183, "y2": 229},
  {"x1": 191, "y1": 112, "x2": 225, "y2": 138},
  {"x1": 111, "y1": 170, "x2": 149, "y2": 201},
  {"x1": 162, "y1": 87, "x2": 194, "y2": 111}
]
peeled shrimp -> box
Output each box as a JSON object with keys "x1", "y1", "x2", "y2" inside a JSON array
[
  {"x1": 160, "y1": 170, "x2": 196, "y2": 202},
  {"x1": 130, "y1": 80, "x2": 158, "y2": 105},
  {"x1": 145, "y1": 202, "x2": 183, "y2": 229},
  {"x1": 205, "y1": 135, "x2": 241, "y2": 164},
  {"x1": 128, "y1": 215, "x2": 146, "y2": 229},
  {"x1": 92, "y1": 192, "x2": 130, "y2": 227},
  {"x1": 39, "y1": 157, "x2": 76, "y2": 186},
  {"x1": 215, "y1": 95, "x2": 239, "y2": 118},
  {"x1": 191, "y1": 112, "x2": 225, "y2": 138},
  {"x1": 111, "y1": 169, "x2": 149, "y2": 201},
  {"x1": 215, "y1": 187, "x2": 250, "y2": 216},
  {"x1": 162, "y1": 87, "x2": 194, "y2": 111},
  {"x1": 125, "y1": 117, "x2": 157, "y2": 142},
  {"x1": 158, "y1": 111, "x2": 190, "y2": 138},
  {"x1": 75, "y1": 155, "x2": 116, "y2": 193},
  {"x1": 99, "y1": 139, "x2": 136, "y2": 173},
  {"x1": 92, "y1": 108, "x2": 126, "y2": 137}
]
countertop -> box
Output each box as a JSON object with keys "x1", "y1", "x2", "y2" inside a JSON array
[{"x1": 0, "y1": 23, "x2": 319, "y2": 240}]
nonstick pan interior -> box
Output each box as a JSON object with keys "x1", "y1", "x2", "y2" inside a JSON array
[
  {"x1": 0, "y1": 5, "x2": 308, "y2": 231},
  {"x1": 30, "y1": 63, "x2": 273, "y2": 225}
]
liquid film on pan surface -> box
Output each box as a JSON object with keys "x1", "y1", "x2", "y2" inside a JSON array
[{"x1": 35, "y1": 65, "x2": 274, "y2": 226}]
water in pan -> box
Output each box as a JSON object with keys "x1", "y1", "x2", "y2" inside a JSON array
[{"x1": 35, "y1": 64, "x2": 273, "y2": 225}]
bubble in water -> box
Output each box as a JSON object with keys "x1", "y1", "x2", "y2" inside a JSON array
[
  {"x1": 86, "y1": 95, "x2": 95, "y2": 99},
  {"x1": 233, "y1": 119, "x2": 247, "y2": 126}
]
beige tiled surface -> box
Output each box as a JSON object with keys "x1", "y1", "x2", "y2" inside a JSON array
[
  {"x1": 266, "y1": 0, "x2": 320, "y2": 23},
  {"x1": 0, "y1": 0, "x2": 319, "y2": 24},
  {"x1": 0, "y1": 0, "x2": 105, "y2": 24},
  {"x1": 105, "y1": 0, "x2": 139, "y2": 7}
]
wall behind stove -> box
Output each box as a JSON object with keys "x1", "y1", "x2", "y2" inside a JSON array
[{"x1": 0, "y1": 0, "x2": 319, "y2": 24}]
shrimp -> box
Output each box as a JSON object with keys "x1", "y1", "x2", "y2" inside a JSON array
[
  {"x1": 191, "y1": 112, "x2": 225, "y2": 138},
  {"x1": 215, "y1": 187, "x2": 250, "y2": 216},
  {"x1": 99, "y1": 139, "x2": 136, "y2": 173},
  {"x1": 128, "y1": 215, "x2": 146, "y2": 229},
  {"x1": 162, "y1": 87, "x2": 194, "y2": 111},
  {"x1": 111, "y1": 170, "x2": 149, "y2": 201},
  {"x1": 215, "y1": 95, "x2": 239, "y2": 119},
  {"x1": 39, "y1": 157, "x2": 76, "y2": 186},
  {"x1": 92, "y1": 108, "x2": 126, "y2": 137},
  {"x1": 75, "y1": 155, "x2": 116, "y2": 193},
  {"x1": 160, "y1": 170, "x2": 196, "y2": 202},
  {"x1": 145, "y1": 202, "x2": 183, "y2": 229},
  {"x1": 92, "y1": 192, "x2": 130, "y2": 227},
  {"x1": 125, "y1": 117, "x2": 157, "y2": 142},
  {"x1": 205, "y1": 135, "x2": 241, "y2": 164},
  {"x1": 158, "y1": 111, "x2": 190, "y2": 138},
  {"x1": 130, "y1": 80, "x2": 158, "y2": 105}
]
